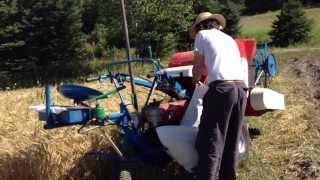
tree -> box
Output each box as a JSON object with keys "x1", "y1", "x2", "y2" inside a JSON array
[
  {"x1": 81, "y1": 0, "x2": 99, "y2": 34},
  {"x1": 244, "y1": 0, "x2": 282, "y2": 14},
  {"x1": 193, "y1": 0, "x2": 221, "y2": 14},
  {"x1": 194, "y1": 0, "x2": 244, "y2": 14},
  {"x1": 269, "y1": 0, "x2": 313, "y2": 47},
  {"x1": 0, "y1": 0, "x2": 29, "y2": 87},
  {"x1": 127, "y1": 0, "x2": 195, "y2": 57},
  {"x1": 0, "y1": 0, "x2": 87, "y2": 88},
  {"x1": 94, "y1": 0, "x2": 123, "y2": 48},
  {"x1": 220, "y1": 1, "x2": 242, "y2": 37}
]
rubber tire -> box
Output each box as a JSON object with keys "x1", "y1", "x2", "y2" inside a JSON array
[
  {"x1": 119, "y1": 170, "x2": 132, "y2": 180},
  {"x1": 237, "y1": 122, "x2": 250, "y2": 165}
]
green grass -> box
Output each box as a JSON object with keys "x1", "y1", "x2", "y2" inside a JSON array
[
  {"x1": 240, "y1": 11, "x2": 278, "y2": 42},
  {"x1": 240, "y1": 8, "x2": 320, "y2": 46}
]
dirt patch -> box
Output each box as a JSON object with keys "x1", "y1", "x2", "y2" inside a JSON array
[
  {"x1": 290, "y1": 58, "x2": 320, "y2": 101},
  {"x1": 287, "y1": 160, "x2": 320, "y2": 180},
  {"x1": 281, "y1": 55, "x2": 320, "y2": 179},
  {"x1": 286, "y1": 57, "x2": 320, "y2": 129}
]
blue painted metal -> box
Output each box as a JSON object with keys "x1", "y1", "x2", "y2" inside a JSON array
[
  {"x1": 254, "y1": 43, "x2": 268, "y2": 67},
  {"x1": 107, "y1": 59, "x2": 161, "y2": 73},
  {"x1": 122, "y1": 127, "x2": 156, "y2": 160},
  {"x1": 168, "y1": 77, "x2": 187, "y2": 98},
  {"x1": 266, "y1": 54, "x2": 277, "y2": 76},
  {"x1": 130, "y1": 77, "x2": 154, "y2": 88},
  {"x1": 108, "y1": 112, "x2": 126, "y2": 124},
  {"x1": 39, "y1": 59, "x2": 189, "y2": 173},
  {"x1": 122, "y1": 127, "x2": 169, "y2": 164},
  {"x1": 157, "y1": 72, "x2": 187, "y2": 99},
  {"x1": 57, "y1": 84, "x2": 102, "y2": 102},
  {"x1": 45, "y1": 84, "x2": 53, "y2": 128},
  {"x1": 120, "y1": 103, "x2": 130, "y2": 127},
  {"x1": 253, "y1": 58, "x2": 262, "y2": 81},
  {"x1": 57, "y1": 108, "x2": 90, "y2": 125},
  {"x1": 253, "y1": 42, "x2": 278, "y2": 82}
]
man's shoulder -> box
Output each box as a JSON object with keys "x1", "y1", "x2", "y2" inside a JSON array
[{"x1": 200, "y1": 29, "x2": 233, "y2": 40}]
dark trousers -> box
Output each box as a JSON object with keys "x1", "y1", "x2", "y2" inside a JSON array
[{"x1": 195, "y1": 81, "x2": 247, "y2": 180}]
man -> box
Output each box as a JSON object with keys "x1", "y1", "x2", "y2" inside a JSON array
[{"x1": 191, "y1": 12, "x2": 248, "y2": 180}]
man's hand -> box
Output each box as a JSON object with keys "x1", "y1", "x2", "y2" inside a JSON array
[
  {"x1": 192, "y1": 66, "x2": 202, "y2": 84},
  {"x1": 192, "y1": 52, "x2": 206, "y2": 84}
]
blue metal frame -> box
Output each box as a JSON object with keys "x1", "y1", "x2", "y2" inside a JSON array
[
  {"x1": 41, "y1": 59, "x2": 192, "y2": 179},
  {"x1": 43, "y1": 59, "x2": 187, "y2": 127},
  {"x1": 107, "y1": 58, "x2": 161, "y2": 73},
  {"x1": 43, "y1": 82, "x2": 167, "y2": 163},
  {"x1": 45, "y1": 84, "x2": 53, "y2": 128},
  {"x1": 253, "y1": 42, "x2": 277, "y2": 87}
]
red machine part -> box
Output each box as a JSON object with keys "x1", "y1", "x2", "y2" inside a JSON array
[
  {"x1": 164, "y1": 38, "x2": 263, "y2": 117},
  {"x1": 159, "y1": 100, "x2": 189, "y2": 123},
  {"x1": 168, "y1": 51, "x2": 195, "y2": 67},
  {"x1": 168, "y1": 38, "x2": 256, "y2": 67}
]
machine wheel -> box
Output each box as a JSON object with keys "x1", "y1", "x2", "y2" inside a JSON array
[
  {"x1": 266, "y1": 54, "x2": 277, "y2": 77},
  {"x1": 237, "y1": 123, "x2": 250, "y2": 165},
  {"x1": 119, "y1": 169, "x2": 132, "y2": 180}
]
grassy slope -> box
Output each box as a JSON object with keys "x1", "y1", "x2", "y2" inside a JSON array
[{"x1": 240, "y1": 8, "x2": 320, "y2": 47}]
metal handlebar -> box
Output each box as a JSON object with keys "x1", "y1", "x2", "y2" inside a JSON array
[
  {"x1": 86, "y1": 74, "x2": 109, "y2": 82},
  {"x1": 107, "y1": 58, "x2": 161, "y2": 73}
]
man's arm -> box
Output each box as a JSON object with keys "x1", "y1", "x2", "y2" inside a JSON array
[{"x1": 192, "y1": 52, "x2": 205, "y2": 84}]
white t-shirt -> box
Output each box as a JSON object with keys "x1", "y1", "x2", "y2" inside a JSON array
[{"x1": 194, "y1": 29, "x2": 246, "y2": 84}]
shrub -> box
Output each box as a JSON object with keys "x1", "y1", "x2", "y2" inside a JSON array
[{"x1": 269, "y1": 0, "x2": 313, "y2": 47}]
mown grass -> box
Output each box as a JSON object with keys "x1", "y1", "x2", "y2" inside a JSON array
[
  {"x1": 240, "y1": 8, "x2": 320, "y2": 46},
  {"x1": 238, "y1": 49, "x2": 320, "y2": 179},
  {"x1": 0, "y1": 86, "x2": 117, "y2": 180},
  {"x1": 0, "y1": 69, "x2": 168, "y2": 180}
]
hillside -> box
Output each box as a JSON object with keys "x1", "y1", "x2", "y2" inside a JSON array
[{"x1": 240, "y1": 8, "x2": 320, "y2": 47}]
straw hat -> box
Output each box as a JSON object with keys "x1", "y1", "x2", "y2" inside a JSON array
[{"x1": 190, "y1": 12, "x2": 226, "y2": 39}]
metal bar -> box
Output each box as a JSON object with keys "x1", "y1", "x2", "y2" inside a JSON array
[
  {"x1": 99, "y1": 128, "x2": 124, "y2": 159},
  {"x1": 112, "y1": 77, "x2": 126, "y2": 104},
  {"x1": 144, "y1": 77, "x2": 158, "y2": 107},
  {"x1": 254, "y1": 70, "x2": 264, "y2": 86},
  {"x1": 147, "y1": 45, "x2": 152, "y2": 58},
  {"x1": 45, "y1": 84, "x2": 53, "y2": 128},
  {"x1": 120, "y1": 0, "x2": 138, "y2": 111},
  {"x1": 107, "y1": 59, "x2": 160, "y2": 73}
]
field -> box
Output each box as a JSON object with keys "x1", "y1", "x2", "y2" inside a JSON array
[
  {"x1": 238, "y1": 49, "x2": 320, "y2": 179},
  {"x1": 0, "y1": 82, "x2": 161, "y2": 179},
  {"x1": 238, "y1": 8, "x2": 320, "y2": 179},
  {"x1": 1, "y1": 8, "x2": 320, "y2": 180},
  {"x1": 240, "y1": 8, "x2": 320, "y2": 47}
]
